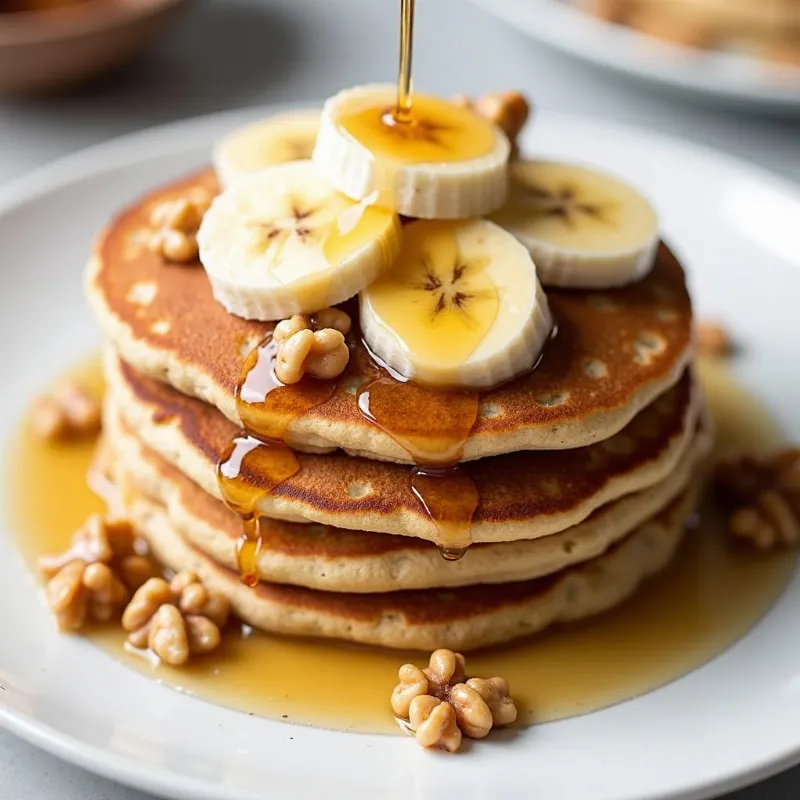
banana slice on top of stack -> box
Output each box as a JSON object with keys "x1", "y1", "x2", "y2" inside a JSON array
[
  {"x1": 491, "y1": 160, "x2": 659, "y2": 288},
  {"x1": 361, "y1": 219, "x2": 552, "y2": 388},
  {"x1": 213, "y1": 110, "x2": 321, "y2": 188},
  {"x1": 200, "y1": 86, "x2": 661, "y2": 390},
  {"x1": 312, "y1": 84, "x2": 511, "y2": 220},
  {"x1": 198, "y1": 160, "x2": 400, "y2": 321}
]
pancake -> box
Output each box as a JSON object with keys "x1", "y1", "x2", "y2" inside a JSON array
[
  {"x1": 114, "y1": 469, "x2": 700, "y2": 651},
  {"x1": 86, "y1": 169, "x2": 694, "y2": 463},
  {"x1": 105, "y1": 351, "x2": 703, "y2": 543},
  {"x1": 107, "y1": 403, "x2": 711, "y2": 591}
]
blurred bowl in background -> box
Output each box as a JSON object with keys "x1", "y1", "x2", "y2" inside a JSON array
[{"x1": 0, "y1": 0, "x2": 192, "y2": 94}]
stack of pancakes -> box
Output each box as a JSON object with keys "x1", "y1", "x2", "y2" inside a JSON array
[{"x1": 86, "y1": 169, "x2": 708, "y2": 652}]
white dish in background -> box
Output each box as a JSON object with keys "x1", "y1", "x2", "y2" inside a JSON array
[
  {"x1": 2, "y1": 107, "x2": 800, "y2": 800},
  {"x1": 467, "y1": 0, "x2": 800, "y2": 113}
]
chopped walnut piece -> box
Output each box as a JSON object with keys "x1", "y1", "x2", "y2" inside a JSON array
[
  {"x1": 149, "y1": 193, "x2": 211, "y2": 233},
  {"x1": 147, "y1": 188, "x2": 212, "y2": 265},
  {"x1": 466, "y1": 676, "x2": 518, "y2": 727},
  {"x1": 31, "y1": 382, "x2": 101, "y2": 442},
  {"x1": 119, "y1": 554, "x2": 159, "y2": 592},
  {"x1": 424, "y1": 648, "x2": 467, "y2": 696},
  {"x1": 184, "y1": 615, "x2": 222, "y2": 654},
  {"x1": 716, "y1": 449, "x2": 800, "y2": 551},
  {"x1": 391, "y1": 663, "x2": 429, "y2": 719},
  {"x1": 449, "y1": 682, "x2": 495, "y2": 739},
  {"x1": 121, "y1": 576, "x2": 174, "y2": 631},
  {"x1": 38, "y1": 515, "x2": 157, "y2": 631},
  {"x1": 122, "y1": 571, "x2": 231, "y2": 666},
  {"x1": 149, "y1": 228, "x2": 199, "y2": 264},
  {"x1": 452, "y1": 91, "x2": 530, "y2": 158},
  {"x1": 391, "y1": 648, "x2": 517, "y2": 752},
  {"x1": 697, "y1": 321, "x2": 733, "y2": 357},
  {"x1": 409, "y1": 695, "x2": 462, "y2": 753},
  {"x1": 312, "y1": 307, "x2": 352, "y2": 335},
  {"x1": 273, "y1": 309, "x2": 351, "y2": 384},
  {"x1": 45, "y1": 560, "x2": 91, "y2": 631},
  {"x1": 148, "y1": 604, "x2": 190, "y2": 666}
]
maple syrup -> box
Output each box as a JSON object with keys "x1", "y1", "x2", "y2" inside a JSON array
[
  {"x1": 222, "y1": 328, "x2": 484, "y2": 566},
  {"x1": 221, "y1": 267, "x2": 492, "y2": 569},
  {"x1": 247, "y1": 190, "x2": 397, "y2": 316},
  {"x1": 341, "y1": 94, "x2": 497, "y2": 169},
  {"x1": 353, "y1": 219, "x2": 513, "y2": 558},
  {"x1": 217, "y1": 338, "x2": 338, "y2": 585},
  {"x1": 357, "y1": 374, "x2": 480, "y2": 559},
  {"x1": 9, "y1": 356, "x2": 798, "y2": 734},
  {"x1": 321, "y1": 195, "x2": 397, "y2": 271},
  {"x1": 365, "y1": 221, "x2": 500, "y2": 376},
  {"x1": 395, "y1": 0, "x2": 415, "y2": 123},
  {"x1": 217, "y1": 188, "x2": 400, "y2": 584},
  {"x1": 336, "y1": 0, "x2": 496, "y2": 205}
]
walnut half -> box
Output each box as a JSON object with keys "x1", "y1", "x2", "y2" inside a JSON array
[
  {"x1": 452, "y1": 91, "x2": 531, "y2": 158},
  {"x1": 122, "y1": 571, "x2": 231, "y2": 666},
  {"x1": 391, "y1": 648, "x2": 518, "y2": 751},
  {"x1": 147, "y1": 187, "x2": 213, "y2": 265},
  {"x1": 31, "y1": 382, "x2": 101, "y2": 442},
  {"x1": 697, "y1": 321, "x2": 734, "y2": 357},
  {"x1": 273, "y1": 308, "x2": 351, "y2": 384},
  {"x1": 38, "y1": 514, "x2": 158, "y2": 631},
  {"x1": 715, "y1": 449, "x2": 800, "y2": 551}
]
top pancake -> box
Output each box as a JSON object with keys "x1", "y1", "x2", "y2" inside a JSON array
[{"x1": 86, "y1": 170, "x2": 694, "y2": 463}]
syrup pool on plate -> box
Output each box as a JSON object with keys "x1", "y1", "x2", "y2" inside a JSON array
[{"x1": 8, "y1": 355, "x2": 797, "y2": 734}]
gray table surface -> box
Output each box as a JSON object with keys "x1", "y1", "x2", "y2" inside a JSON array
[{"x1": 1, "y1": 0, "x2": 799, "y2": 797}]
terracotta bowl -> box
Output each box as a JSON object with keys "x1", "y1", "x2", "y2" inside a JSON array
[{"x1": 0, "y1": 0, "x2": 192, "y2": 93}]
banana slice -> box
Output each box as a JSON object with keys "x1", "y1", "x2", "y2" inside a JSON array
[
  {"x1": 313, "y1": 84, "x2": 510, "y2": 220},
  {"x1": 213, "y1": 110, "x2": 320, "y2": 188},
  {"x1": 198, "y1": 160, "x2": 401, "y2": 321},
  {"x1": 360, "y1": 219, "x2": 552, "y2": 389},
  {"x1": 490, "y1": 160, "x2": 659, "y2": 289}
]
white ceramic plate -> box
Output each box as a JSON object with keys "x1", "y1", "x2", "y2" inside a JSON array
[
  {"x1": 2, "y1": 107, "x2": 800, "y2": 800},
  {"x1": 467, "y1": 0, "x2": 800, "y2": 113}
]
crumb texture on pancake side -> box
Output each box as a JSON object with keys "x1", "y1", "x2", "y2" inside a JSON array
[
  {"x1": 104, "y1": 350, "x2": 703, "y2": 542},
  {"x1": 107, "y1": 411, "x2": 712, "y2": 592},
  {"x1": 119, "y1": 480, "x2": 700, "y2": 651}
]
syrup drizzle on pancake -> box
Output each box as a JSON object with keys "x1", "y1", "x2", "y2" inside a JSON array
[
  {"x1": 218, "y1": 323, "x2": 493, "y2": 579},
  {"x1": 216, "y1": 0, "x2": 493, "y2": 573},
  {"x1": 218, "y1": 337, "x2": 337, "y2": 585},
  {"x1": 356, "y1": 371, "x2": 481, "y2": 561}
]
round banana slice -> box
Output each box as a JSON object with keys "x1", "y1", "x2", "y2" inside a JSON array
[
  {"x1": 213, "y1": 110, "x2": 320, "y2": 188},
  {"x1": 490, "y1": 160, "x2": 659, "y2": 289},
  {"x1": 360, "y1": 219, "x2": 553, "y2": 389},
  {"x1": 313, "y1": 84, "x2": 510, "y2": 220},
  {"x1": 198, "y1": 161, "x2": 401, "y2": 321}
]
